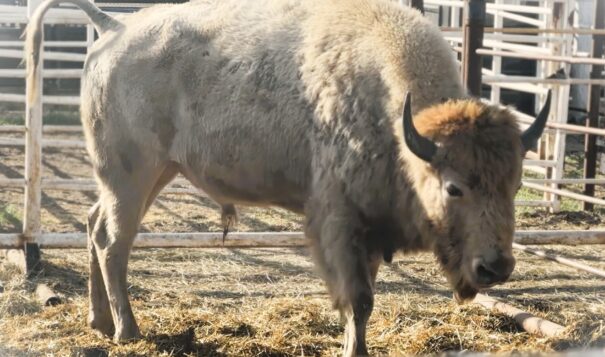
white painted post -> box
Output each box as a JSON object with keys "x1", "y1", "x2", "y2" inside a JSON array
[
  {"x1": 490, "y1": 0, "x2": 502, "y2": 104},
  {"x1": 540, "y1": 0, "x2": 559, "y2": 212},
  {"x1": 548, "y1": 0, "x2": 573, "y2": 212},
  {"x1": 450, "y1": 1, "x2": 460, "y2": 31},
  {"x1": 23, "y1": 0, "x2": 44, "y2": 240},
  {"x1": 86, "y1": 0, "x2": 95, "y2": 49},
  {"x1": 534, "y1": 0, "x2": 550, "y2": 198}
]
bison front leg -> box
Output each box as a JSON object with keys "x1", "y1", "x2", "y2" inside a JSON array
[
  {"x1": 341, "y1": 288, "x2": 373, "y2": 357},
  {"x1": 307, "y1": 208, "x2": 375, "y2": 357}
]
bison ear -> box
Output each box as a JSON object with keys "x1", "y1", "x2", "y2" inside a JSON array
[
  {"x1": 521, "y1": 90, "x2": 551, "y2": 153},
  {"x1": 402, "y1": 92, "x2": 437, "y2": 162}
]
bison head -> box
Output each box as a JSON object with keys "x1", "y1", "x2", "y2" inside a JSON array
[{"x1": 401, "y1": 92, "x2": 550, "y2": 302}]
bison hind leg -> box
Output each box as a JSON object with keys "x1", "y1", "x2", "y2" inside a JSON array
[
  {"x1": 90, "y1": 161, "x2": 177, "y2": 342},
  {"x1": 87, "y1": 201, "x2": 115, "y2": 337}
]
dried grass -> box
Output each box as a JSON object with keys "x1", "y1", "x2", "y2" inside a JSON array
[
  {"x1": 1, "y1": 245, "x2": 604, "y2": 356},
  {"x1": 1, "y1": 134, "x2": 605, "y2": 356}
]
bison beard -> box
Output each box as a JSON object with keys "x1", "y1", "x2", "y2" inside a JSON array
[{"x1": 435, "y1": 231, "x2": 479, "y2": 303}]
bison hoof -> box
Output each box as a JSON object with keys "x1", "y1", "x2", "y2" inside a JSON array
[
  {"x1": 88, "y1": 315, "x2": 115, "y2": 337},
  {"x1": 113, "y1": 324, "x2": 142, "y2": 343}
]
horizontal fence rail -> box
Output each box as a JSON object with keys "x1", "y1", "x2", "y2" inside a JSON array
[
  {"x1": 1, "y1": 230, "x2": 605, "y2": 249},
  {"x1": 513, "y1": 243, "x2": 605, "y2": 279}
]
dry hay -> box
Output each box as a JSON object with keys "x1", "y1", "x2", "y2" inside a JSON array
[
  {"x1": 1, "y1": 133, "x2": 605, "y2": 356},
  {"x1": 1, "y1": 244, "x2": 604, "y2": 356}
]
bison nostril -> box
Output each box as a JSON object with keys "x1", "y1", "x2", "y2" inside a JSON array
[
  {"x1": 472, "y1": 257, "x2": 512, "y2": 286},
  {"x1": 476, "y1": 263, "x2": 499, "y2": 284}
]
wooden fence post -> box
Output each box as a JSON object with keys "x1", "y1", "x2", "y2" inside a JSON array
[
  {"x1": 8, "y1": 0, "x2": 44, "y2": 274},
  {"x1": 583, "y1": 0, "x2": 605, "y2": 211},
  {"x1": 462, "y1": 0, "x2": 485, "y2": 97}
]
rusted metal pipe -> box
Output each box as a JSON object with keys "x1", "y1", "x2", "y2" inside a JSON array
[
  {"x1": 462, "y1": 0, "x2": 485, "y2": 96},
  {"x1": 583, "y1": 0, "x2": 605, "y2": 211}
]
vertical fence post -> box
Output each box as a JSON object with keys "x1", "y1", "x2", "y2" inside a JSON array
[
  {"x1": 490, "y1": 0, "x2": 502, "y2": 104},
  {"x1": 18, "y1": 0, "x2": 44, "y2": 273},
  {"x1": 410, "y1": 0, "x2": 424, "y2": 14},
  {"x1": 549, "y1": 1, "x2": 571, "y2": 213},
  {"x1": 540, "y1": 0, "x2": 565, "y2": 213},
  {"x1": 87, "y1": 0, "x2": 95, "y2": 48},
  {"x1": 462, "y1": 0, "x2": 485, "y2": 97},
  {"x1": 583, "y1": 0, "x2": 605, "y2": 211}
]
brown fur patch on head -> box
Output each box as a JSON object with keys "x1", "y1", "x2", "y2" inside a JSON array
[
  {"x1": 414, "y1": 99, "x2": 488, "y2": 140},
  {"x1": 412, "y1": 99, "x2": 523, "y2": 191}
]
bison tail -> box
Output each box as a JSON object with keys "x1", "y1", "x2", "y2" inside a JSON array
[{"x1": 24, "y1": 0, "x2": 121, "y2": 105}]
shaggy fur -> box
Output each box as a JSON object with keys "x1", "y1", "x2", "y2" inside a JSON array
[{"x1": 26, "y1": 0, "x2": 530, "y2": 355}]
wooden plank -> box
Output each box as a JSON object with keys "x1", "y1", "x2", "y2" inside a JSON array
[
  {"x1": 4, "y1": 243, "x2": 42, "y2": 276},
  {"x1": 523, "y1": 159, "x2": 556, "y2": 167},
  {"x1": 482, "y1": 68, "x2": 549, "y2": 95},
  {"x1": 485, "y1": 9, "x2": 543, "y2": 28},
  {"x1": 514, "y1": 200, "x2": 552, "y2": 207},
  {"x1": 482, "y1": 33, "x2": 566, "y2": 44},
  {"x1": 0, "y1": 69, "x2": 83, "y2": 78},
  {"x1": 2, "y1": 230, "x2": 605, "y2": 249},
  {"x1": 477, "y1": 49, "x2": 605, "y2": 66},
  {"x1": 0, "y1": 5, "x2": 128, "y2": 25},
  {"x1": 17, "y1": 0, "x2": 44, "y2": 276},
  {"x1": 0, "y1": 125, "x2": 82, "y2": 133},
  {"x1": 513, "y1": 243, "x2": 605, "y2": 278},
  {"x1": 0, "y1": 232, "x2": 308, "y2": 249},
  {"x1": 0, "y1": 233, "x2": 300, "y2": 249},
  {"x1": 23, "y1": 0, "x2": 42, "y2": 244},
  {"x1": 35, "y1": 284, "x2": 62, "y2": 306},
  {"x1": 523, "y1": 178, "x2": 605, "y2": 185},
  {"x1": 446, "y1": 36, "x2": 553, "y2": 55},
  {"x1": 0, "y1": 137, "x2": 86, "y2": 148},
  {"x1": 517, "y1": 116, "x2": 605, "y2": 136},
  {"x1": 472, "y1": 294, "x2": 565, "y2": 337},
  {"x1": 0, "y1": 49, "x2": 86, "y2": 62},
  {"x1": 515, "y1": 230, "x2": 605, "y2": 245},
  {"x1": 523, "y1": 182, "x2": 605, "y2": 206},
  {"x1": 0, "y1": 93, "x2": 80, "y2": 105},
  {"x1": 0, "y1": 178, "x2": 205, "y2": 196},
  {"x1": 441, "y1": 26, "x2": 605, "y2": 35},
  {"x1": 426, "y1": 0, "x2": 552, "y2": 14},
  {"x1": 482, "y1": 75, "x2": 605, "y2": 85},
  {"x1": 0, "y1": 40, "x2": 88, "y2": 48}
]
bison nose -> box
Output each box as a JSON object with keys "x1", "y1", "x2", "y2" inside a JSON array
[{"x1": 472, "y1": 254, "x2": 515, "y2": 287}]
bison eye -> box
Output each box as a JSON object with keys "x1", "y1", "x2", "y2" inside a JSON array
[{"x1": 446, "y1": 183, "x2": 463, "y2": 197}]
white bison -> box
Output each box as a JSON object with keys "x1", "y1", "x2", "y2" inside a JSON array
[{"x1": 26, "y1": 0, "x2": 549, "y2": 355}]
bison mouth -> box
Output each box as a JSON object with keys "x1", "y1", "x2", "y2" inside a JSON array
[
  {"x1": 452, "y1": 279, "x2": 479, "y2": 304},
  {"x1": 435, "y1": 242, "x2": 479, "y2": 303}
]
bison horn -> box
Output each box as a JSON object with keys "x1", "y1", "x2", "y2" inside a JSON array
[
  {"x1": 521, "y1": 90, "x2": 551, "y2": 152},
  {"x1": 402, "y1": 92, "x2": 437, "y2": 162}
]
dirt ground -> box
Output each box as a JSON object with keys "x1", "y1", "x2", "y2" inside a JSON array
[{"x1": 1, "y1": 130, "x2": 605, "y2": 356}]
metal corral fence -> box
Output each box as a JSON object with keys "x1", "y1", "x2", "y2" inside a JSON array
[
  {"x1": 0, "y1": 0, "x2": 603, "y2": 239},
  {"x1": 1, "y1": 0, "x2": 605, "y2": 336},
  {"x1": 0, "y1": 0, "x2": 604, "y2": 241}
]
